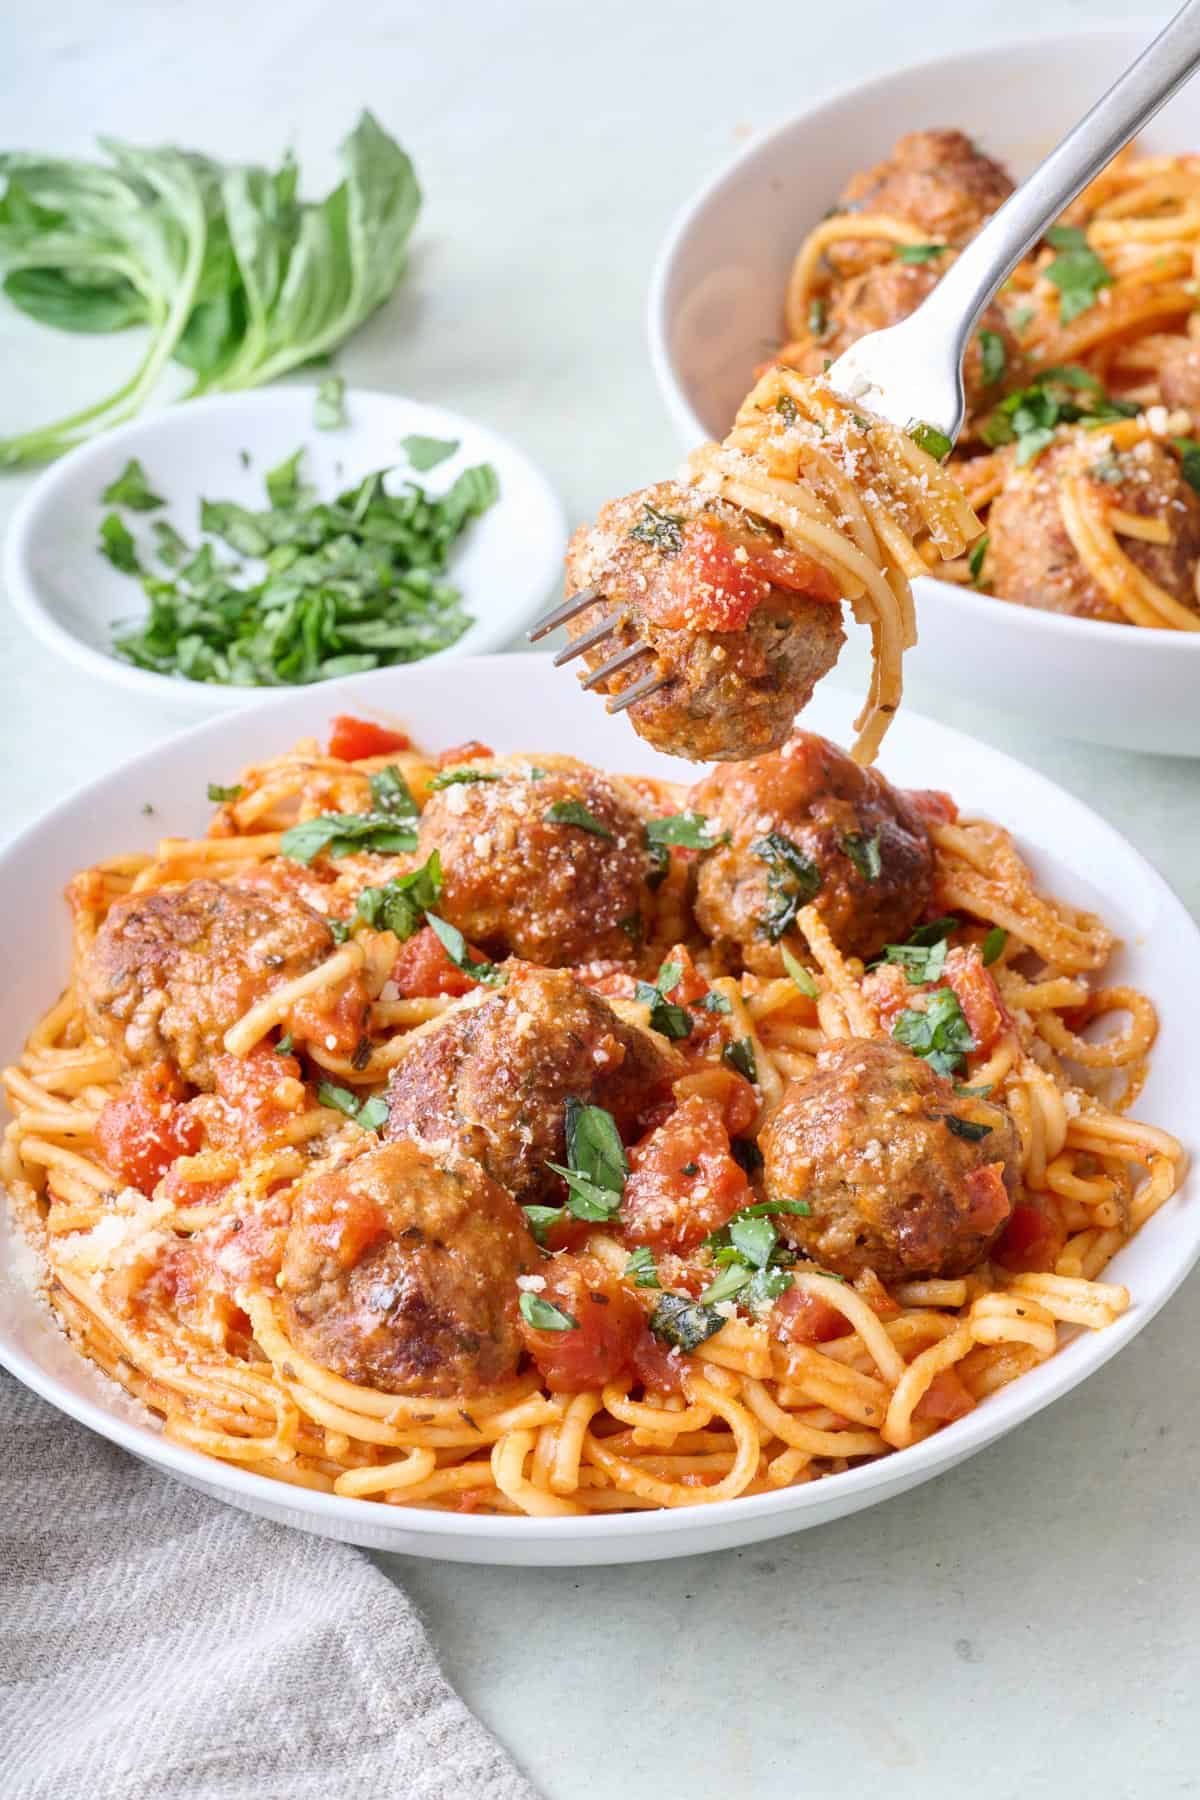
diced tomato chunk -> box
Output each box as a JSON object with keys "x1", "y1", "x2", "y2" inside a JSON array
[
  {"x1": 95, "y1": 1063, "x2": 202, "y2": 1195},
  {"x1": 435, "y1": 740, "x2": 493, "y2": 769},
  {"x1": 647, "y1": 519, "x2": 838, "y2": 634},
  {"x1": 630, "y1": 1326, "x2": 686, "y2": 1397},
  {"x1": 288, "y1": 968, "x2": 371, "y2": 1058},
  {"x1": 519, "y1": 1255, "x2": 645, "y2": 1393},
  {"x1": 671, "y1": 1066, "x2": 759, "y2": 1139},
  {"x1": 993, "y1": 1202, "x2": 1066, "y2": 1274},
  {"x1": 327, "y1": 715, "x2": 411, "y2": 761},
  {"x1": 621, "y1": 1095, "x2": 751, "y2": 1254},
  {"x1": 391, "y1": 924, "x2": 484, "y2": 998},
  {"x1": 963, "y1": 1162, "x2": 1012, "y2": 1236},
  {"x1": 773, "y1": 1284, "x2": 848, "y2": 1345},
  {"x1": 659, "y1": 944, "x2": 708, "y2": 1006},
  {"x1": 944, "y1": 948, "x2": 1012, "y2": 1058},
  {"x1": 913, "y1": 1368, "x2": 976, "y2": 1423}
]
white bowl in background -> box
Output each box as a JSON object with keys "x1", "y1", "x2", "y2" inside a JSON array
[
  {"x1": 1, "y1": 656, "x2": 1197, "y2": 1565},
  {"x1": 4, "y1": 387, "x2": 567, "y2": 712},
  {"x1": 647, "y1": 28, "x2": 1200, "y2": 757}
]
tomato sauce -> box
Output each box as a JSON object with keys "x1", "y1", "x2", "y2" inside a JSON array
[
  {"x1": 327, "y1": 716, "x2": 411, "y2": 761},
  {"x1": 95, "y1": 1063, "x2": 202, "y2": 1195}
]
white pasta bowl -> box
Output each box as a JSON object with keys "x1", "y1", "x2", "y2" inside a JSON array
[
  {"x1": 1, "y1": 657, "x2": 1198, "y2": 1565},
  {"x1": 4, "y1": 387, "x2": 567, "y2": 711},
  {"x1": 647, "y1": 27, "x2": 1200, "y2": 757}
]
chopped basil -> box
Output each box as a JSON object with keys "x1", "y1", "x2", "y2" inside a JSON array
[
  {"x1": 776, "y1": 393, "x2": 799, "y2": 426},
  {"x1": 402, "y1": 433, "x2": 460, "y2": 471},
  {"x1": 735, "y1": 1198, "x2": 812, "y2": 1220},
  {"x1": 907, "y1": 421, "x2": 953, "y2": 462},
  {"x1": 624, "y1": 1246, "x2": 661, "y2": 1289},
  {"x1": 807, "y1": 296, "x2": 828, "y2": 338},
  {"x1": 206, "y1": 781, "x2": 243, "y2": 803},
  {"x1": 318, "y1": 1081, "x2": 387, "y2": 1131},
  {"x1": 428, "y1": 767, "x2": 501, "y2": 789},
  {"x1": 544, "y1": 1161, "x2": 623, "y2": 1223},
  {"x1": 99, "y1": 512, "x2": 140, "y2": 573},
  {"x1": 880, "y1": 934, "x2": 950, "y2": 986},
  {"x1": 649, "y1": 1293, "x2": 725, "y2": 1351},
  {"x1": 742, "y1": 1265, "x2": 794, "y2": 1312},
  {"x1": 281, "y1": 810, "x2": 418, "y2": 864},
  {"x1": 102, "y1": 458, "x2": 164, "y2": 511},
  {"x1": 369, "y1": 765, "x2": 419, "y2": 822},
  {"x1": 424, "y1": 912, "x2": 505, "y2": 985},
  {"x1": 702, "y1": 991, "x2": 732, "y2": 1014},
  {"x1": 634, "y1": 958, "x2": 693, "y2": 1042},
  {"x1": 544, "y1": 799, "x2": 613, "y2": 838},
  {"x1": 564, "y1": 1097, "x2": 628, "y2": 1195},
  {"x1": 314, "y1": 373, "x2": 346, "y2": 430},
  {"x1": 1010, "y1": 303, "x2": 1035, "y2": 334},
  {"x1": 722, "y1": 1036, "x2": 758, "y2": 1083},
  {"x1": 781, "y1": 943, "x2": 818, "y2": 998},
  {"x1": 896, "y1": 242, "x2": 947, "y2": 264},
  {"x1": 944, "y1": 1114, "x2": 993, "y2": 1141},
  {"x1": 151, "y1": 519, "x2": 189, "y2": 567},
  {"x1": 893, "y1": 987, "x2": 976, "y2": 1078},
  {"x1": 629, "y1": 503, "x2": 686, "y2": 555},
  {"x1": 751, "y1": 830, "x2": 822, "y2": 941},
  {"x1": 981, "y1": 925, "x2": 1007, "y2": 966},
  {"x1": 264, "y1": 447, "x2": 311, "y2": 509},
  {"x1": 910, "y1": 916, "x2": 961, "y2": 946},
  {"x1": 680, "y1": 1162, "x2": 699, "y2": 1177},
  {"x1": 841, "y1": 829, "x2": 882, "y2": 882},
  {"x1": 978, "y1": 330, "x2": 1006, "y2": 387},
  {"x1": 1044, "y1": 226, "x2": 1112, "y2": 324},
  {"x1": 521, "y1": 1205, "x2": 563, "y2": 1247},
  {"x1": 519, "y1": 1291, "x2": 578, "y2": 1332},
  {"x1": 645, "y1": 810, "x2": 727, "y2": 852},
  {"x1": 954, "y1": 1082, "x2": 994, "y2": 1098},
  {"x1": 355, "y1": 851, "x2": 443, "y2": 940},
  {"x1": 326, "y1": 917, "x2": 351, "y2": 943},
  {"x1": 700, "y1": 1262, "x2": 752, "y2": 1306},
  {"x1": 968, "y1": 533, "x2": 989, "y2": 586},
  {"x1": 729, "y1": 1212, "x2": 777, "y2": 1268},
  {"x1": 275, "y1": 1031, "x2": 294, "y2": 1056},
  {"x1": 980, "y1": 364, "x2": 1135, "y2": 465}
]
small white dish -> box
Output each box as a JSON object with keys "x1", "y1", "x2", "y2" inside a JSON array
[
  {"x1": 1, "y1": 657, "x2": 1197, "y2": 1566},
  {"x1": 4, "y1": 387, "x2": 567, "y2": 711},
  {"x1": 647, "y1": 27, "x2": 1200, "y2": 757}
]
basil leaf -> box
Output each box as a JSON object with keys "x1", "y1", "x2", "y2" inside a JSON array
[
  {"x1": 264, "y1": 447, "x2": 311, "y2": 509},
  {"x1": 702, "y1": 991, "x2": 732, "y2": 1014},
  {"x1": 429, "y1": 767, "x2": 501, "y2": 789},
  {"x1": 424, "y1": 912, "x2": 505, "y2": 985},
  {"x1": 880, "y1": 935, "x2": 949, "y2": 985},
  {"x1": 281, "y1": 811, "x2": 418, "y2": 864},
  {"x1": 564, "y1": 1098, "x2": 627, "y2": 1194},
  {"x1": 981, "y1": 926, "x2": 1007, "y2": 966},
  {"x1": 722, "y1": 1037, "x2": 758, "y2": 1083},
  {"x1": 968, "y1": 533, "x2": 989, "y2": 586},
  {"x1": 275, "y1": 1031, "x2": 294, "y2": 1055},
  {"x1": 728, "y1": 1213, "x2": 777, "y2": 1269},
  {"x1": 634, "y1": 957, "x2": 693, "y2": 1042},
  {"x1": 649, "y1": 1293, "x2": 725, "y2": 1350},
  {"x1": 545, "y1": 1161, "x2": 623, "y2": 1223},
  {"x1": 628, "y1": 504, "x2": 686, "y2": 555},
  {"x1": 644, "y1": 810, "x2": 727, "y2": 851},
  {"x1": 99, "y1": 512, "x2": 140, "y2": 573},
  {"x1": 944, "y1": 1114, "x2": 992, "y2": 1141},
  {"x1": 355, "y1": 851, "x2": 443, "y2": 940},
  {"x1": 742, "y1": 1265, "x2": 794, "y2": 1312},
  {"x1": 907, "y1": 420, "x2": 953, "y2": 462},
  {"x1": 402, "y1": 434, "x2": 459, "y2": 472},
  {"x1": 730, "y1": 1136, "x2": 763, "y2": 1176},
  {"x1": 206, "y1": 782, "x2": 243, "y2": 803},
  {"x1": 102, "y1": 458, "x2": 164, "y2": 511},
  {"x1": 893, "y1": 988, "x2": 976, "y2": 1078},
  {"x1": 734, "y1": 1199, "x2": 811, "y2": 1220},
  {"x1": 1173, "y1": 437, "x2": 1200, "y2": 495},
  {"x1": 151, "y1": 519, "x2": 190, "y2": 568},
  {"x1": 519, "y1": 1291, "x2": 578, "y2": 1332},
  {"x1": 356, "y1": 1095, "x2": 389, "y2": 1132},
  {"x1": 326, "y1": 917, "x2": 351, "y2": 944},
  {"x1": 369, "y1": 765, "x2": 419, "y2": 822},
  {"x1": 522, "y1": 1205, "x2": 563, "y2": 1246},
  {"x1": 776, "y1": 393, "x2": 799, "y2": 425},
  {"x1": 1044, "y1": 226, "x2": 1112, "y2": 324},
  {"x1": 699, "y1": 1263, "x2": 752, "y2": 1306},
  {"x1": 781, "y1": 943, "x2": 818, "y2": 997},
  {"x1": 318, "y1": 1081, "x2": 387, "y2": 1130},
  {"x1": 842, "y1": 830, "x2": 882, "y2": 882},
  {"x1": 751, "y1": 830, "x2": 822, "y2": 941},
  {"x1": 895, "y1": 242, "x2": 947, "y2": 264},
  {"x1": 544, "y1": 800, "x2": 613, "y2": 838},
  {"x1": 314, "y1": 375, "x2": 346, "y2": 431},
  {"x1": 979, "y1": 330, "x2": 1006, "y2": 387},
  {"x1": 910, "y1": 916, "x2": 961, "y2": 947},
  {"x1": 807, "y1": 296, "x2": 828, "y2": 338},
  {"x1": 624, "y1": 1246, "x2": 661, "y2": 1289}
]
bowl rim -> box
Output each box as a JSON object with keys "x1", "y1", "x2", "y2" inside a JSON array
[
  {"x1": 645, "y1": 20, "x2": 1200, "y2": 652},
  {"x1": 2, "y1": 652, "x2": 1199, "y2": 1550},
  {"x1": 3, "y1": 385, "x2": 568, "y2": 708}
]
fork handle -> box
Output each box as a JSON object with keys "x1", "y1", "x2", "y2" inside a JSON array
[{"x1": 917, "y1": 0, "x2": 1200, "y2": 358}]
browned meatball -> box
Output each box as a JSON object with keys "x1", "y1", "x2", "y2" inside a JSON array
[
  {"x1": 383, "y1": 963, "x2": 677, "y2": 1201},
  {"x1": 806, "y1": 262, "x2": 1019, "y2": 417},
  {"x1": 984, "y1": 439, "x2": 1200, "y2": 623},
  {"x1": 564, "y1": 481, "x2": 845, "y2": 762},
  {"x1": 760, "y1": 1038, "x2": 1019, "y2": 1282},
  {"x1": 416, "y1": 752, "x2": 652, "y2": 966},
  {"x1": 280, "y1": 1140, "x2": 535, "y2": 1395},
  {"x1": 689, "y1": 731, "x2": 933, "y2": 974},
  {"x1": 80, "y1": 879, "x2": 338, "y2": 1088},
  {"x1": 1156, "y1": 337, "x2": 1200, "y2": 413},
  {"x1": 825, "y1": 129, "x2": 1014, "y2": 280}
]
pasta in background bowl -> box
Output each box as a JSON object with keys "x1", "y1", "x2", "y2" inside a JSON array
[
  {"x1": 648, "y1": 27, "x2": 1200, "y2": 755},
  {"x1": 0, "y1": 657, "x2": 1197, "y2": 1566}
]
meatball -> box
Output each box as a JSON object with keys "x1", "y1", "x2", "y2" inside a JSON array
[
  {"x1": 416, "y1": 752, "x2": 652, "y2": 966},
  {"x1": 985, "y1": 439, "x2": 1200, "y2": 623},
  {"x1": 383, "y1": 963, "x2": 677, "y2": 1201},
  {"x1": 760, "y1": 1038, "x2": 1019, "y2": 1282},
  {"x1": 1156, "y1": 337, "x2": 1200, "y2": 413},
  {"x1": 804, "y1": 262, "x2": 1019, "y2": 417},
  {"x1": 80, "y1": 879, "x2": 339, "y2": 1088},
  {"x1": 690, "y1": 730, "x2": 933, "y2": 974},
  {"x1": 564, "y1": 480, "x2": 845, "y2": 762},
  {"x1": 280, "y1": 1140, "x2": 535, "y2": 1395},
  {"x1": 825, "y1": 129, "x2": 1014, "y2": 280}
]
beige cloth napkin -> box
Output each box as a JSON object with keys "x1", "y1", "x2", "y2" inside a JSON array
[{"x1": 0, "y1": 1374, "x2": 538, "y2": 1800}]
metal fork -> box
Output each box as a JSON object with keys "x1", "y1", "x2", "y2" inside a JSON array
[{"x1": 530, "y1": 0, "x2": 1200, "y2": 701}]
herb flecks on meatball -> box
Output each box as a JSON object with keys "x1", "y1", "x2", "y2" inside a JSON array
[
  {"x1": 565, "y1": 481, "x2": 845, "y2": 762},
  {"x1": 689, "y1": 730, "x2": 934, "y2": 973},
  {"x1": 760, "y1": 1037, "x2": 1019, "y2": 1283}
]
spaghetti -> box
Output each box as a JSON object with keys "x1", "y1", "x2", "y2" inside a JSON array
[{"x1": 1, "y1": 723, "x2": 1185, "y2": 1516}]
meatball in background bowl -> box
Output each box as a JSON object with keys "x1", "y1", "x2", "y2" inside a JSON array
[{"x1": 648, "y1": 28, "x2": 1200, "y2": 756}]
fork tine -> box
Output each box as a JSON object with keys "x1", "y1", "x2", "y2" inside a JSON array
[
  {"x1": 606, "y1": 667, "x2": 667, "y2": 714},
  {"x1": 580, "y1": 640, "x2": 651, "y2": 690},
  {"x1": 552, "y1": 610, "x2": 624, "y2": 667},
  {"x1": 527, "y1": 586, "x2": 601, "y2": 642}
]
